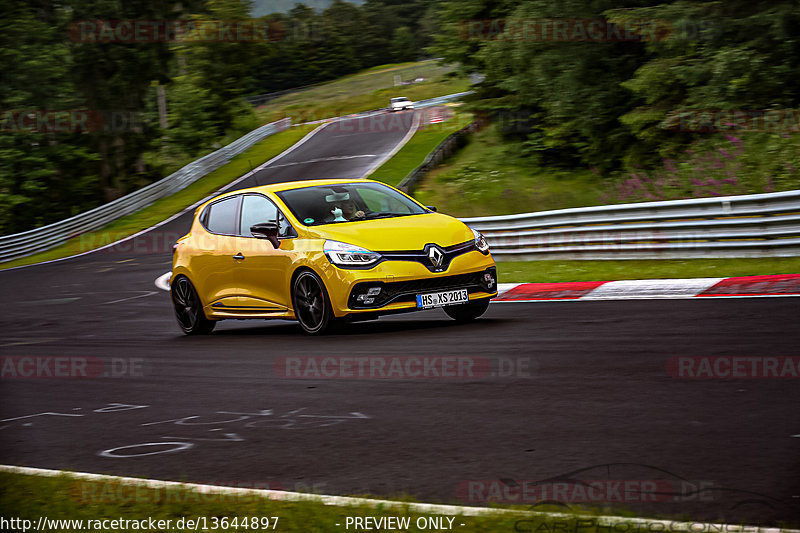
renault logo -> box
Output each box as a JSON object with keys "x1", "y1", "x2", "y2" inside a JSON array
[{"x1": 427, "y1": 245, "x2": 444, "y2": 268}]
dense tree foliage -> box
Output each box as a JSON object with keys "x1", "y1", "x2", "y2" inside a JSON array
[
  {"x1": 3, "y1": 0, "x2": 797, "y2": 233},
  {"x1": 0, "y1": 0, "x2": 432, "y2": 234},
  {"x1": 432, "y1": 0, "x2": 800, "y2": 177}
]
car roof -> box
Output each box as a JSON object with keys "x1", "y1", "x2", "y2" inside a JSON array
[{"x1": 198, "y1": 178, "x2": 380, "y2": 208}]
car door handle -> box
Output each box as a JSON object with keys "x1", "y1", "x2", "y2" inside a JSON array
[{"x1": 233, "y1": 253, "x2": 245, "y2": 261}]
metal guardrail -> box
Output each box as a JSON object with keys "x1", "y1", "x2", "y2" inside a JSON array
[
  {"x1": 414, "y1": 92, "x2": 473, "y2": 108},
  {"x1": 462, "y1": 190, "x2": 800, "y2": 260},
  {"x1": 397, "y1": 114, "x2": 487, "y2": 194},
  {"x1": 0, "y1": 118, "x2": 291, "y2": 263},
  {"x1": 0, "y1": 91, "x2": 473, "y2": 263},
  {"x1": 297, "y1": 91, "x2": 474, "y2": 125},
  {"x1": 11, "y1": 87, "x2": 794, "y2": 263}
]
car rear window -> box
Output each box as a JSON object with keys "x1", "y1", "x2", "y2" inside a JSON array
[{"x1": 204, "y1": 197, "x2": 239, "y2": 235}]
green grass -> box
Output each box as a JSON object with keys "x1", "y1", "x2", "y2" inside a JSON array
[
  {"x1": 496, "y1": 257, "x2": 800, "y2": 283},
  {"x1": 0, "y1": 125, "x2": 314, "y2": 270},
  {"x1": 410, "y1": 110, "x2": 800, "y2": 218},
  {"x1": 0, "y1": 472, "x2": 537, "y2": 533},
  {"x1": 7, "y1": 471, "x2": 787, "y2": 533},
  {"x1": 371, "y1": 109, "x2": 473, "y2": 187},
  {"x1": 413, "y1": 123, "x2": 604, "y2": 218},
  {"x1": 395, "y1": 115, "x2": 799, "y2": 282},
  {"x1": 255, "y1": 61, "x2": 471, "y2": 125}
]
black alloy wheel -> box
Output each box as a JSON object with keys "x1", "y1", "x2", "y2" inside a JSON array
[
  {"x1": 171, "y1": 276, "x2": 216, "y2": 335},
  {"x1": 292, "y1": 270, "x2": 334, "y2": 334}
]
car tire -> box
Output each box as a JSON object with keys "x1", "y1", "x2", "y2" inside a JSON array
[
  {"x1": 171, "y1": 275, "x2": 216, "y2": 335},
  {"x1": 444, "y1": 297, "x2": 491, "y2": 323},
  {"x1": 292, "y1": 270, "x2": 334, "y2": 335}
]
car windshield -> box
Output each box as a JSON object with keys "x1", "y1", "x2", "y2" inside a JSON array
[
  {"x1": 392, "y1": 98, "x2": 408, "y2": 102},
  {"x1": 276, "y1": 182, "x2": 428, "y2": 226}
]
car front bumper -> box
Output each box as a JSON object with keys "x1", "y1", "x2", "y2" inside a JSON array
[{"x1": 320, "y1": 251, "x2": 498, "y2": 317}]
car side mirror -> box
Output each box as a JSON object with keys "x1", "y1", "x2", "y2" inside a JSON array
[
  {"x1": 250, "y1": 222, "x2": 280, "y2": 249},
  {"x1": 426, "y1": 205, "x2": 437, "y2": 212}
]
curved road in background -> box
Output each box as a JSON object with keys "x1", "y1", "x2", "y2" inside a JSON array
[{"x1": 1, "y1": 109, "x2": 799, "y2": 525}]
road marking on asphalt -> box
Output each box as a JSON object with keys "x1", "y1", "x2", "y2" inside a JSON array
[
  {"x1": 1, "y1": 412, "x2": 84, "y2": 423},
  {"x1": 101, "y1": 290, "x2": 158, "y2": 305},
  {"x1": 362, "y1": 110, "x2": 421, "y2": 178},
  {"x1": 0, "y1": 338, "x2": 62, "y2": 348},
  {"x1": 246, "y1": 120, "x2": 340, "y2": 176},
  {"x1": 99, "y1": 442, "x2": 194, "y2": 458},
  {"x1": 1, "y1": 465, "x2": 796, "y2": 532},
  {"x1": 265, "y1": 154, "x2": 377, "y2": 169},
  {"x1": 17, "y1": 297, "x2": 81, "y2": 306}
]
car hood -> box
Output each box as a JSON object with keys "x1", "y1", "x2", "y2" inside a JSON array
[{"x1": 306, "y1": 213, "x2": 475, "y2": 251}]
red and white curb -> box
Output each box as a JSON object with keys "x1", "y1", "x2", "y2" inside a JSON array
[
  {"x1": 421, "y1": 106, "x2": 454, "y2": 126},
  {"x1": 154, "y1": 273, "x2": 800, "y2": 298},
  {"x1": 495, "y1": 274, "x2": 800, "y2": 302},
  {"x1": 1, "y1": 465, "x2": 796, "y2": 533},
  {"x1": 427, "y1": 107, "x2": 445, "y2": 124}
]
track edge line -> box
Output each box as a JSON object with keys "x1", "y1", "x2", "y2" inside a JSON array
[{"x1": 1, "y1": 465, "x2": 795, "y2": 532}]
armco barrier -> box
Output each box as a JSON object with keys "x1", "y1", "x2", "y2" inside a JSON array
[
  {"x1": 397, "y1": 114, "x2": 488, "y2": 194},
  {"x1": 10, "y1": 89, "x2": 794, "y2": 262},
  {"x1": 0, "y1": 118, "x2": 291, "y2": 263},
  {"x1": 461, "y1": 190, "x2": 800, "y2": 260},
  {"x1": 311, "y1": 91, "x2": 474, "y2": 124},
  {"x1": 0, "y1": 92, "x2": 472, "y2": 263}
]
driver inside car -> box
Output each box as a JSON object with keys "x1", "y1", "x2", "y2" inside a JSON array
[{"x1": 327, "y1": 192, "x2": 365, "y2": 222}]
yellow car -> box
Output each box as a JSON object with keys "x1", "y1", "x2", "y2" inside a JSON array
[{"x1": 170, "y1": 178, "x2": 497, "y2": 334}]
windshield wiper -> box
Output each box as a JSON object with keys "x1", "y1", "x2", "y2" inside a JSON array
[{"x1": 364, "y1": 212, "x2": 408, "y2": 220}]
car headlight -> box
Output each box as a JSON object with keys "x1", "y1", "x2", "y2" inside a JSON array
[
  {"x1": 472, "y1": 228, "x2": 490, "y2": 254},
  {"x1": 323, "y1": 240, "x2": 382, "y2": 267}
]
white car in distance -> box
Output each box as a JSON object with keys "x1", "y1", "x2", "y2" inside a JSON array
[{"x1": 389, "y1": 97, "x2": 414, "y2": 112}]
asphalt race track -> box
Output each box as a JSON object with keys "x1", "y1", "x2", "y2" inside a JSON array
[{"x1": 2, "y1": 109, "x2": 799, "y2": 525}]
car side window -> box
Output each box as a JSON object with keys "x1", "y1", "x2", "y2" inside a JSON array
[
  {"x1": 240, "y1": 195, "x2": 278, "y2": 237},
  {"x1": 204, "y1": 197, "x2": 239, "y2": 235},
  {"x1": 240, "y1": 194, "x2": 295, "y2": 238}
]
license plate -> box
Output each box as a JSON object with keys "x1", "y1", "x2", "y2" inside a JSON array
[{"x1": 416, "y1": 289, "x2": 469, "y2": 309}]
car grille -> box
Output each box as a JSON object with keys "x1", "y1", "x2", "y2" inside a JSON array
[
  {"x1": 348, "y1": 268, "x2": 496, "y2": 309},
  {"x1": 379, "y1": 240, "x2": 477, "y2": 273}
]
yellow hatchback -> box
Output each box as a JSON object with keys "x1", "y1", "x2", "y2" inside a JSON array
[{"x1": 170, "y1": 178, "x2": 497, "y2": 334}]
